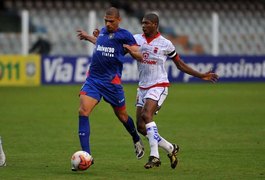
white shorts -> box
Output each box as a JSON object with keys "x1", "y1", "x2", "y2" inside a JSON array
[{"x1": 136, "y1": 87, "x2": 168, "y2": 107}]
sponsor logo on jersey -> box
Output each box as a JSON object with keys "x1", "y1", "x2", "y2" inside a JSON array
[
  {"x1": 141, "y1": 51, "x2": 157, "y2": 64},
  {"x1": 141, "y1": 60, "x2": 157, "y2": 65},
  {"x1": 97, "y1": 45, "x2": 115, "y2": 57},
  {"x1": 109, "y1": 33, "x2": 114, "y2": 39},
  {"x1": 153, "y1": 47, "x2": 158, "y2": 53},
  {"x1": 143, "y1": 52, "x2": 149, "y2": 59}
]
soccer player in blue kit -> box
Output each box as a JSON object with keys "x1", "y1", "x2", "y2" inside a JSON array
[{"x1": 75, "y1": 7, "x2": 144, "y2": 168}]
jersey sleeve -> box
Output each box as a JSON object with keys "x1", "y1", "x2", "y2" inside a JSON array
[
  {"x1": 133, "y1": 34, "x2": 141, "y2": 46},
  {"x1": 165, "y1": 40, "x2": 177, "y2": 58},
  {"x1": 123, "y1": 31, "x2": 137, "y2": 46}
]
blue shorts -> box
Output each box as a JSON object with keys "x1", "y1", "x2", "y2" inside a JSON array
[{"x1": 80, "y1": 78, "x2": 126, "y2": 110}]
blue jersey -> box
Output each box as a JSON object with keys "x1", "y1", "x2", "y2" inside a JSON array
[
  {"x1": 88, "y1": 27, "x2": 137, "y2": 82},
  {"x1": 80, "y1": 27, "x2": 136, "y2": 108}
]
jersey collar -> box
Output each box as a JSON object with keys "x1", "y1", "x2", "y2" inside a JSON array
[
  {"x1": 103, "y1": 27, "x2": 120, "y2": 34},
  {"x1": 142, "y1": 32, "x2": 161, "y2": 44}
]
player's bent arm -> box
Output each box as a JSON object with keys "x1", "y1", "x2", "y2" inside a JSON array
[
  {"x1": 77, "y1": 29, "x2": 97, "y2": 44},
  {"x1": 123, "y1": 44, "x2": 143, "y2": 61},
  {"x1": 173, "y1": 55, "x2": 218, "y2": 83},
  {"x1": 174, "y1": 57, "x2": 204, "y2": 78}
]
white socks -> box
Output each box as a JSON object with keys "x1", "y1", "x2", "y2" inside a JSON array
[
  {"x1": 146, "y1": 122, "x2": 174, "y2": 158},
  {"x1": 158, "y1": 136, "x2": 174, "y2": 154},
  {"x1": 146, "y1": 122, "x2": 160, "y2": 158}
]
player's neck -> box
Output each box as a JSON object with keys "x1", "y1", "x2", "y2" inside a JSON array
[
  {"x1": 144, "y1": 31, "x2": 160, "y2": 44},
  {"x1": 145, "y1": 31, "x2": 159, "y2": 38}
]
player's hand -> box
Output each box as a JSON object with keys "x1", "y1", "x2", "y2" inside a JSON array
[
  {"x1": 93, "y1": 29, "x2": 100, "y2": 37},
  {"x1": 77, "y1": 29, "x2": 89, "y2": 40},
  {"x1": 201, "y1": 70, "x2": 219, "y2": 83},
  {"x1": 123, "y1": 44, "x2": 131, "y2": 53}
]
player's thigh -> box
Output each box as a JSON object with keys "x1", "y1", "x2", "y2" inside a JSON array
[
  {"x1": 143, "y1": 98, "x2": 158, "y2": 116},
  {"x1": 79, "y1": 95, "x2": 98, "y2": 116},
  {"x1": 145, "y1": 87, "x2": 168, "y2": 107}
]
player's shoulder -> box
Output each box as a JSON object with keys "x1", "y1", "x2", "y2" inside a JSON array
[
  {"x1": 100, "y1": 27, "x2": 107, "y2": 33},
  {"x1": 133, "y1": 34, "x2": 142, "y2": 38},
  {"x1": 118, "y1": 28, "x2": 133, "y2": 35},
  {"x1": 157, "y1": 34, "x2": 172, "y2": 44},
  {"x1": 133, "y1": 34, "x2": 143, "y2": 40}
]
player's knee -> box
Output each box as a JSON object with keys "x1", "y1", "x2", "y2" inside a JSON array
[
  {"x1": 114, "y1": 110, "x2": 128, "y2": 122},
  {"x1": 140, "y1": 112, "x2": 152, "y2": 122},
  {"x1": 79, "y1": 107, "x2": 89, "y2": 116},
  {"x1": 117, "y1": 114, "x2": 128, "y2": 123}
]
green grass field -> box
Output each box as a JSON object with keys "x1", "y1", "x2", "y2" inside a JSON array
[{"x1": 0, "y1": 83, "x2": 264, "y2": 180}]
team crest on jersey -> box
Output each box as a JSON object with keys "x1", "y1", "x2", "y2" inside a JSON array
[
  {"x1": 153, "y1": 47, "x2": 158, "y2": 53},
  {"x1": 143, "y1": 52, "x2": 149, "y2": 60},
  {"x1": 109, "y1": 33, "x2": 114, "y2": 39}
]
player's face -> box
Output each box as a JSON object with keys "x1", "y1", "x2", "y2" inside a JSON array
[
  {"x1": 142, "y1": 18, "x2": 157, "y2": 36},
  {"x1": 104, "y1": 15, "x2": 121, "y2": 33}
]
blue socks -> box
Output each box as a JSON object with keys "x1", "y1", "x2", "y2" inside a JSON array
[
  {"x1": 122, "y1": 116, "x2": 140, "y2": 143},
  {"x1": 79, "y1": 116, "x2": 90, "y2": 154},
  {"x1": 79, "y1": 115, "x2": 139, "y2": 154}
]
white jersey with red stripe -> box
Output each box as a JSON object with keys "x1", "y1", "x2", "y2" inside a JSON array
[{"x1": 134, "y1": 33, "x2": 177, "y2": 89}]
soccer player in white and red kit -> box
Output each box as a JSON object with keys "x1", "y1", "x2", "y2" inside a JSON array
[{"x1": 126, "y1": 13, "x2": 218, "y2": 169}]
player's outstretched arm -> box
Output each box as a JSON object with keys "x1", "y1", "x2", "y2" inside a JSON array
[
  {"x1": 77, "y1": 29, "x2": 97, "y2": 44},
  {"x1": 123, "y1": 44, "x2": 143, "y2": 61},
  {"x1": 174, "y1": 57, "x2": 218, "y2": 83}
]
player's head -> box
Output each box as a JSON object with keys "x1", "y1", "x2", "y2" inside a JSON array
[
  {"x1": 142, "y1": 13, "x2": 159, "y2": 36},
  {"x1": 104, "y1": 7, "x2": 121, "y2": 33}
]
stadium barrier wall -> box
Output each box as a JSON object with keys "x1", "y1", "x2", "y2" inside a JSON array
[
  {"x1": 41, "y1": 55, "x2": 265, "y2": 84},
  {"x1": 1, "y1": 55, "x2": 264, "y2": 86},
  {"x1": 0, "y1": 55, "x2": 41, "y2": 86}
]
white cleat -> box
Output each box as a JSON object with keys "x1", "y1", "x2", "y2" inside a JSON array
[
  {"x1": 0, "y1": 137, "x2": 6, "y2": 167},
  {"x1": 134, "y1": 139, "x2": 145, "y2": 159}
]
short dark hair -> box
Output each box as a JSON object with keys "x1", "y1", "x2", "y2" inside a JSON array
[
  {"x1": 105, "y1": 7, "x2": 120, "y2": 18},
  {"x1": 144, "y1": 13, "x2": 159, "y2": 25}
]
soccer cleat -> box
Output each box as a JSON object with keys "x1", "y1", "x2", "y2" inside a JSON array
[
  {"x1": 167, "y1": 144, "x2": 180, "y2": 169},
  {"x1": 144, "y1": 156, "x2": 161, "y2": 169},
  {"x1": 134, "y1": 140, "x2": 144, "y2": 159},
  {"x1": 71, "y1": 164, "x2": 77, "y2": 171},
  {"x1": 0, "y1": 137, "x2": 6, "y2": 167},
  {"x1": 0, "y1": 151, "x2": 6, "y2": 167}
]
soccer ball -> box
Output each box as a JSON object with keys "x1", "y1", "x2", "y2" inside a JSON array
[{"x1": 71, "y1": 151, "x2": 93, "y2": 171}]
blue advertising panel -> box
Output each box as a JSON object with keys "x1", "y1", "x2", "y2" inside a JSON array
[
  {"x1": 41, "y1": 56, "x2": 90, "y2": 84},
  {"x1": 41, "y1": 55, "x2": 265, "y2": 84},
  {"x1": 168, "y1": 56, "x2": 265, "y2": 82}
]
